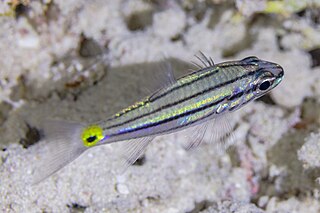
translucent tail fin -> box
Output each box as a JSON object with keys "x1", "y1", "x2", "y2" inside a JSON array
[{"x1": 31, "y1": 120, "x2": 87, "y2": 185}]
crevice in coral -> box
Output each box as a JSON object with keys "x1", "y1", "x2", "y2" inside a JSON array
[
  {"x1": 186, "y1": 200, "x2": 213, "y2": 213},
  {"x1": 19, "y1": 123, "x2": 41, "y2": 149},
  {"x1": 126, "y1": 10, "x2": 154, "y2": 31},
  {"x1": 296, "y1": 98, "x2": 320, "y2": 131},
  {"x1": 78, "y1": 35, "x2": 104, "y2": 58},
  {"x1": 14, "y1": 3, "x2": 30, "y2": 19},
  {"x1": 296, "y1": 8, "x2": 320, "y2": 26},
  {"x1": 0, "y1": 101, "x2": 12, "y2": 126},
  {"x1": 222, "y1": 13, "x2": 283, "y2": 57},
  {"x1": 9, "y1": 75, "x2": 27, "y2": 102},
  {"x1": 43, "y1": 1, "x2": 61, "y2": 22},
  {"x1": 132, "y1": 154, "x2": 146, "y2": 166},
  {"x1": 276, "y1": 34, "x2": 286, "y2": 51},
  {"x1": 256, "y1": 131, "x2": 320, "y2": 201},
  {"x1": 308, "y1": 48, "x2": 320, "y2": 68},
  {"x1": 207, "y1": 2, "x2": 235, "y2": 29},
  {"x1": 66, "y1": 203, "x2": 87, "y2": 213},
  {"x1": 222, "y1": 26, "x2": 256, "y2": 57}
]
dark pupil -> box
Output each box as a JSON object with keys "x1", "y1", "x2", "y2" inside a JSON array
[
  {"x1": 259, "y1": 81, "x2": 271, "y2": 91},
  {"x1": 87, "y1": 135, "x2": 97, "y2": 143}
]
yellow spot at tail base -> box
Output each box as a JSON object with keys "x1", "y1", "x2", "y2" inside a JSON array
[{"x1": 81, "y1": 125, "x2": 104, "y2": 147}]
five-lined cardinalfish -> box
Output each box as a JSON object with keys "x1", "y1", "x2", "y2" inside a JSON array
[{"x1": 33, "y1": 54, "x2": 284, "y2": 184}]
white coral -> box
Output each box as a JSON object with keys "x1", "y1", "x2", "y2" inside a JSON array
[
  {"x1": 153, "y1": 7, "x2": 186, "y2": 38},
  {"x1": 298, "y1": 132, "x2": 320, "y2": 168}
]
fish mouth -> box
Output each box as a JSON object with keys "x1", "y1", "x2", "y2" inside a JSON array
[{"x1": 272, "y1": 65, "x2": 284, "y2": 79}]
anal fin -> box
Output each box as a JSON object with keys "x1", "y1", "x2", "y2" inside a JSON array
[
  {"x1": 182, "y1": 114, "x2": 237, "y2": 151},
  {"x1": 183, "y1": 121, "x2": 210, "y2": 150},
  {"x1": 117, "y1": 136, "x2": 155, "y2": 174},
  {"x1": 207, "y1": 114, "x2": 237, "y2": 151}
]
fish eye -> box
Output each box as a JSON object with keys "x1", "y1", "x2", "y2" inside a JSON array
[
  {"x1": 81, "y1": 125, "x2": 104, "y2": 147},
  {"x1": 258, "y1": 81, "x2": 271, "y2": 91},
  {"x1": 256, "y1": 77, "x2": 275, "y2": 93}
]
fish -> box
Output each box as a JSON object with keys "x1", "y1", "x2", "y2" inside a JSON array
[{"x1": 33, "y1": 54, "x2": 284, "y2": 183}]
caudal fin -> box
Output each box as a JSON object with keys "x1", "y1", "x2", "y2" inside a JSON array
[{"x1": 32, "y1": 120, "x2": 87, "y2": 185}]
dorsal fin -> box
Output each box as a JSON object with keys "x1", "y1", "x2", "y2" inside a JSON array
[
  {"x1": 145, "y1": 59, "x2": 177, "y2": 99},
  {"x1": 191, "y1": 51, "x2": 215, "y2": 69}
]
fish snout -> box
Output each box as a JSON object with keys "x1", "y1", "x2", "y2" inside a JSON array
[{"x1": 258, "y1": 61, "x2": 284, "y2": 78}]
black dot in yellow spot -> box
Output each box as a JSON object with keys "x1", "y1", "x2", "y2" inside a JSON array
[{"x1": 86, "y1": 136, "x2": 97, "y2": 143}]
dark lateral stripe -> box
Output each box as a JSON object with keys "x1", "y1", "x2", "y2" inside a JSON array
[
  {"x1": 111, "y1": 82, "x2": 255, "y2": 138},
  {"x1": 106, "y1": 67, "x2": 220, "y2": 122},
  {"x1": 105, "y1": 99, "x2": 147, "y2": 122},
  {"x1": 150, "y1": 63, "x2": 251, "y2": 103},
  {"x1": 103, "y1": 69, "x2": 256, "y2": 130},
  {"x1": 108, "y1": 95, "x2": 224, "y2": 137},
  {"x1": 149, "y1": 67, "x2": 219, "y2": 102},
  {"x1": 137, "y1": 87, "x2": 254, "y2": 136},
  {"x1": 106, "y1": 62, "x2": 247, "y2": 122},
  {"x1": 103, "y1": 90, "x2": 225, "y2": 130},
  {"x1": 105, "y1": 67, "x2": 219, "y2": 122},
  {"x1": 154, "y1": 107, "x2": 216, "y2": 135},
  {"x1": 123, "y1": 84, "x2": 255, "y2": 137}
]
